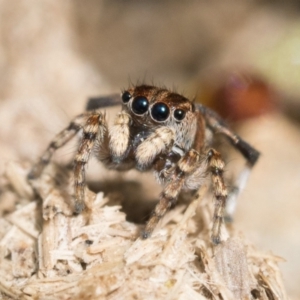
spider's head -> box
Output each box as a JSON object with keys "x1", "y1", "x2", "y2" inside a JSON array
[{"x1": 121, "y1": 85, "x2": 198, "y2": 150}]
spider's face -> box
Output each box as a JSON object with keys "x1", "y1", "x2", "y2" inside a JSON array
[
  {"x1": 121, "y1": 85, "x2": 194, "y2": 124},
  {"x1": 121, "y1": 85, "x2": 198, "y2": 150}
]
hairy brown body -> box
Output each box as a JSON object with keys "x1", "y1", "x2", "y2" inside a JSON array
[{"x1": 29, "y1": 85, "x2": 259, "y2": 245}]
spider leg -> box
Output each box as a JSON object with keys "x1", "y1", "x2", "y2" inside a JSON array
[
  {"x1": 28, "y1": 111, "x2": 107, "y2": 214},
  {"x1": 86, "y1": 94, "x2": 121, "y2": 111},
  {"x1": 135, "y1": 127, "x2": 175, "y2": 169},
  {"x1": 142, "y1": 149, "x2": 200, "y2": 239},
  {"x1": 207, "y1": 148, "x2": 228, "y2": 245},
  {"x1": 198, "y1": 104, "x2": 260, "y2": 221},
  {"x1": 197, "y1": 104, "x2": 260, "y2": 166},
  {"x1": 28, "y1": 112, "x2": 91, "y2": 180},
  {"x1": 73, "y1": 112, "x2": 107, "y2": 213}
]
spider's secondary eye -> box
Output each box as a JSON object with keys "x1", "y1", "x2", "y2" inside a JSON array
[
  {"x1": 151, "y1": 102, "x2": 170, "y2": 122},
  {"x1": 174, "y1": 109, "x2": 186, "y2": 121},
  {"x1": 132, "y1": 96, "x2": 149, "y2": 114},
  {"x1": 122, "y1": 91, "x2": 132, "y2": 103}
]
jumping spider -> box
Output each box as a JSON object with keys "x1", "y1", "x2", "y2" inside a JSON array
[{"x1": 28, "y1": 85, "x2": 259, "y2": 244}]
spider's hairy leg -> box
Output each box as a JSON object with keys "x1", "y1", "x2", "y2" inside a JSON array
[
  {"x1": 73, "y1": 112, "x2": 107, "y2": 213},
  {"x1": 142, "y1": 149, "x2": 200, "y2": 239},
  {"x1": 197, "y1": 104, "x2": 260, "y2": 166},
  {"x1": 28, "y1": 113, "x2": 91, "y2": 180},
  {"x1": 109, "y1": 111, "x2": 132, "y2": 161},
  {"x1": 207, "y1": 148, "x2": 228, "y2": 245},
  {"x1": 86, "y1": 94, "x2": 121, "y2": 111},
  {"x1": 136, "y1": 127, "x2": 175, "y2": 169},
  {"x1": 198, "y1": 104, "x2": 260, "y2": 220}
]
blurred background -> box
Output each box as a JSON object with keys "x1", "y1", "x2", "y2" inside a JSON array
[{"x1": 0, "y1": 0, "x2": 299, "y2": 297}]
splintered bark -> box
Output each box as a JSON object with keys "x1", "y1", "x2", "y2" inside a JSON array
[{"x1": 0, "y1": 161, "x2": 288, "y2": 300}]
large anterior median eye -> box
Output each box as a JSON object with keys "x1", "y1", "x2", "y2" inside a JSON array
[
  {"x1": 132, "y1": 96, "x2": 149, "y2": 114},
  {"x1": 151, "y1": 102, "x2": 170, "y2": 122}
]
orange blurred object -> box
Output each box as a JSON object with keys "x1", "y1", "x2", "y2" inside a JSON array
[{"x1": 206, "y1": 72, "x2": 276, "y2": 122}]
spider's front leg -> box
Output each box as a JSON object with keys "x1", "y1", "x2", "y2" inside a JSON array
[
  {"x1": 73, "y1": 112, "x2": 108, "y2": 213},
  {"x1": 142, "y1": 149, "x2": 201, "y2": 239},
  {"x1": 75, "y1": 110, "x2": 133, "y2": 212},
  {"x1": 28, "y1": 111, "x2": 108, "y2": 214}
]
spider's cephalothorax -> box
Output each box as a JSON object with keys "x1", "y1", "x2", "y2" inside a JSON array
[{"x1": 28, "y1": 85, "x2": 260, "y2": 245}]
